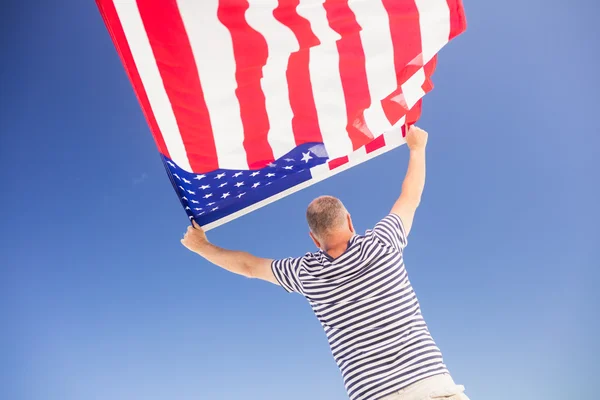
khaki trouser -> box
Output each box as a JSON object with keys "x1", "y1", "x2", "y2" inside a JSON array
[{"x1": 379, "y1": 373, "x2": 470, "y2": 400}]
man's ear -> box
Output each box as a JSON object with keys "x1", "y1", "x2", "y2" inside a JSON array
[
  {"x1": 309, "y1": 231, "x2": 321, "y2": 249},
  {"x1": 347, "y1": 213, "x2": 355, "y2": 233}
]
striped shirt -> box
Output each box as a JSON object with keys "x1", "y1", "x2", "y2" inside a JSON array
[{"x1": 271, "y1": 214, "x2": 448, "y2": 400}]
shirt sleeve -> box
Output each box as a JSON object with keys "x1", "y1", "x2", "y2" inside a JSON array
[
  {"x1": 373, "y1": 213, "x2": 408, "y2": 251},
  {"x1": 271, "y1": 256, "x2": 305, "y2": 294}
]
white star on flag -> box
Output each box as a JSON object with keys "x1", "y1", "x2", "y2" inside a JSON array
[
  {"x1": 200, "y1": 185, "x2": 210, "y2": 190},
  {"x1": 252, "y1": 182, "x2": 260, "y2": 188},
  {"x1": 250, "y1": 171, "x2": 260, "y2": 177},
  {"x1": 182, "y1": 178, "x2": 191, "y2": 184},
  {"x1": 266, "y1": 173, "x2": 275, "y2": 177},
  {"x1": 301, "y1": 151, "x2": 313, "y2": 163},
  {"x1": 194, "y1": 174, "x2": 206, "y2": 180},
  {"x1": 233, "y1": 172, "x2": 243, "y2": 178},
  {"x1": 221, "y1": 192, "x2": 231, "y2": 199},
  {"x1": 235, "y1": 182, "x2": 244, "y2": 187},
  {"x1": 204, "y1": 193, "x2": 212, "y2": 199},
  {"x1": 284, "y1": 165, "x2": 293, "y2": 170},
  {"x1": 215, "y1": 173, "x2": 226, "y2": 179}
]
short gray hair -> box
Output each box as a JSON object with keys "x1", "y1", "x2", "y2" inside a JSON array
[{"x1": 306, "y1": 196, "x2": 347, "y2": 238}]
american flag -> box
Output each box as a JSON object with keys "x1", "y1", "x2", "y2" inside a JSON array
[{"x1": 97, "y1": 0, "x2": 466, "y2": 230}]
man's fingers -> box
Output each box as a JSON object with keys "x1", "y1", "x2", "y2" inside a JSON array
[{"x1": 192, "y1": 219, "x2": 201, "y2": 229}]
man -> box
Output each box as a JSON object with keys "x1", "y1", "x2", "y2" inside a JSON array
[{"x1": 181, "y1": 126, "x2": 469, "y2": 400}]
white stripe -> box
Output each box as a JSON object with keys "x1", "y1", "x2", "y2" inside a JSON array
[
  {"x1": 401, "y1": 67, "x2": 426, "y2": 109},
  {"x1": 385, "y1": 116, "x2": 406, "y2": 146},
  {"x1": 203, "y1": 122, "x2": 406, "y2": 231},
  {"x1": 297, "y1": 0, "x2": 354, "y2": 160},
  {"x1": 177, "y1": 0, "x2": 248, "y2": 170},
  {"x1": 414, "y1": 0, "x2": 451, "y2": 63},
  {"x1": 114, "y1": 0, "x2": 191, "y2": 171},
  {"x1": 348, "y1": 0, "x2": 396, "y2": 137},
  {"x1": 245, "y1": 0, "x2": 299, "y2": 160}
]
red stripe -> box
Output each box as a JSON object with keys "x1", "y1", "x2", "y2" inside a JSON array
[
  {"x1": 380, "y1": 0, "x2": 423, "y2": 125},
  {"x1": 218, "y1": 0, "x2": 273, "y2": 169},
  {"x1": 329, "y1": 156, "x2": 349, "y2": 170},
  {"x1": 324, "y1": 0, "x2": 373, "y2": 150},
  {"x1": 406, "y1": 100, "x2": 422, "y2": 125},
  {"x1": 274, "y1": 0, "x2": 323, "y2": 146},
  {"x1": 421, "y1": 55, "x2": 437, "y2": 94},
  {"x1": 365, "y1": 134, "x2": 386, "y2": 154},
  {"x1": 406, "y1": 56, "x2": 438, "y2": 125},
  {"x1": 136, "y1": 0, "x2": 218, "y2": 172},
  {"x1": 447, "y1": 0, "x2": 467, "y2": 40},
  {"x1": 95, "y1": 0, "x2": 169, "y2": 159}
]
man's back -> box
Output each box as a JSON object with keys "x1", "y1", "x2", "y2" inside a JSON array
[{"x1": 271, "y1": 214, "x2": 448, "y2": 400}]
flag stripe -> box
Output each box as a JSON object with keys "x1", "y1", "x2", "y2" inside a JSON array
[
  {"x1": 414, "y1": 0, "x2": 451, "y2": 63},
  {"x1": 137, "y1": 0, "x2": 218, "y2": 173},
  {"x1": 96, "y1": 0, "x2": 170, "y2": 159},
  {"x1": 349, "y1": 0, "x2": 397, "y2": 138},
  {"x1": 246, "y1": 0, "x2": 299, "y2": 160},
  {"x1": 273, "y1": 0, "x2": 324, "y2": 146},
  {"x1": 447, "y1": 0, "x2": 466, "y2": 40},
  {"x1": 365, "y1": 134, "x2": 386, "y2": 154},
  {"x1": 112, "y1": 0, "x2": 192, "y2": 171},
  {"x1": 218, "y1": 0, "x2": 274, "y2": 169},
  {"x1": 329, "y1": 156, "x2": 350, "y2": 170},
  {"x1": 380, "y1": 0, "x2": 423, "y2": 125},
  {"x1": 297, "y1": 0, "x2": 354, "y2": 160},
  {"x1": 325, "y1": 0, "x2": 373, "y2": 150},
  {"x1": 421, "y1": 56, "x2": 437, "y2": 93},
  {"x1": 177, "y1": 0, "x2": 248, "y2": 171},
  {"x1": 402, "y1": 67, "x2": 427, "y2": 110}
]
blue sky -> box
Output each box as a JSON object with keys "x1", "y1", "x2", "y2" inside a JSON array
[{"x1": 2, "y1": 1, "x2": 598, "y2": 399}]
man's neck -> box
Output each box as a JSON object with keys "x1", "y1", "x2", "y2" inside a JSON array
[{"x1": 323, "y1": 231, "x2": 354, "y2": 259}]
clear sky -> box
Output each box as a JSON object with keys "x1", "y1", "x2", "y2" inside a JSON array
[{"x1": 2, "y1": 1, "x2": 599, "y2": 399}]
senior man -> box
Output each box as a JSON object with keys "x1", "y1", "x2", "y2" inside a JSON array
[{"x1": 181, "y1": 126, "x2": 469, "y2": 400}]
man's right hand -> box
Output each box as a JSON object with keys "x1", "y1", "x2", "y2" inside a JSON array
[
  {"x1": 181, "y1": 220, "x2": 209, "y2": 254},
  {"x1": 405, "y1": 125, "x2": 428, "y2": 151}
]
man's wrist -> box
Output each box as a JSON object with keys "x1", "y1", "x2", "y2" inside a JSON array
[
  {"x1": 193, "y1": 238, "x2": 212, "y2": 255},
  {"x1": 409, "y1": 148, "x2": 426, "y2": 156}
]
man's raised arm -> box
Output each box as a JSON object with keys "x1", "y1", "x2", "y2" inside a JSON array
[
  {"x1": 390, "y1": 125, "x2": 429, "y2": 236},
  {"x1": 181, "y1": 221, "x2": 279, "y2": 285}
]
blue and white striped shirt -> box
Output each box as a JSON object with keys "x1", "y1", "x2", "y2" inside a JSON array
[{"x1": 271, "y1": 214, "x2": 448, "y2": 400}]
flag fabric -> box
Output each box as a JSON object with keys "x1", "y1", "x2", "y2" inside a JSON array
[{"x1": 97, "y1": 0, "x2": 466, "y2": 230}]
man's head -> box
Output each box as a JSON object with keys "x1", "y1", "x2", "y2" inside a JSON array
[{"x1": 306, "y1": 195, "x2": 354, "y2": 250}]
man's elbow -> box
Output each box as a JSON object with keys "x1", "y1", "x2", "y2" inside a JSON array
[{"x1": 242, "y1": 263, "x2": 256, "y2": 279}]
